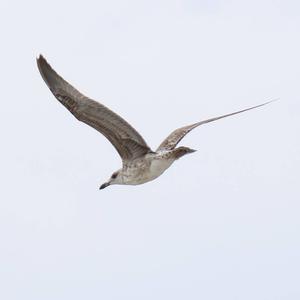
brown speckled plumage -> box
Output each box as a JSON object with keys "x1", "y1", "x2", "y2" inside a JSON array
[{"x1": 37, "y1": 55, "x2": 274, "y2": 189}]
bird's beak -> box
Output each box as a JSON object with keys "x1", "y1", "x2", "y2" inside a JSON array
[{"x1": 99, "y1": 182, "x2": 110, "y2": 190}]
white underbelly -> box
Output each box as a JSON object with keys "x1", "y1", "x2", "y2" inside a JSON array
[
  {"x1": 122, "y1": 156, "x2": 175, "y2": 185},
  {"x1": 148, "y1": 158, "x2": 174, "y2": 180}
]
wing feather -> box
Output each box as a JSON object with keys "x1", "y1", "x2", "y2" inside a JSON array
[
  {"x1": 37, "y1": 55, "x2": 151, "y2": 161},
  {"x1": 157, "y1": 101, "x2": 275, "y2": 151}
]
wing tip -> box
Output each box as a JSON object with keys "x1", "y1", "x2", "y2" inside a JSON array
[
  {"x1": 36, "y1": 54, "x2": 50, "y2": 73},
  {"x1": 260, "y1": 98, "x2": 279, "y2": 107},
  {"x1": 36, "y1": 54, "x2": 61, "y2": 90},
  {"x1": 36, "y1": 54, "x2": 46, "y2": 67}
]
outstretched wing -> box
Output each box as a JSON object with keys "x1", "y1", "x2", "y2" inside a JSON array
[
  {"x1": 37, "y1": 55, "x2": 152, "y2": 161},
  {"x1": 157, "y1": 101, "x2": 274, "y2": 151}
]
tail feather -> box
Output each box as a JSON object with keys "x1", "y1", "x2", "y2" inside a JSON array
[{"x1": 172, "y1": 146, "x2": 196, "y2": 160}]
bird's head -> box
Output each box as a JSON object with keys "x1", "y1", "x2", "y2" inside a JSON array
[{"x1": 99, "y1": 170, "x2": 122, "y2": 190}]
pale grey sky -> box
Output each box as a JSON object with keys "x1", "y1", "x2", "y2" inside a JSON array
[{"x1": 1, "y1": 0, "x2": 300, "y2": 299}]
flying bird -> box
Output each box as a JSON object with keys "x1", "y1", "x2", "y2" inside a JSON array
[{"x1": 37, "y1": 55, "x2": 272, "y2": 189}]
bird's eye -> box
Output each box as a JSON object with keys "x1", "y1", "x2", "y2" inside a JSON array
[{"x1": 111, "y1": 172, "x2": 118, "y2": 179}]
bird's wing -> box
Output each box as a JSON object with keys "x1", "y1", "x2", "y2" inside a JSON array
[
  {"x1": 157, "y1": 101, "x2": 274, "y2": 151},
  {"x1": 37, "y1": 55, "x2": 152, "y2": 161}
]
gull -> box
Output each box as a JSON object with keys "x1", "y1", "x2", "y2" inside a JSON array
[{"x1": 37, "y1": 55, "x2": 273, "y2": 190}]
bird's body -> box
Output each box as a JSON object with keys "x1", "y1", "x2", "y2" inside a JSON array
[
  {"x1": 122, "y1": 153, "x2": 170, "y2": 185},
  {"x1": 37, "y1": 55, "x2": 273, "y2": 189},
  {"x1": 121, "y1": 148, "x2": 193, "y2": 185}
]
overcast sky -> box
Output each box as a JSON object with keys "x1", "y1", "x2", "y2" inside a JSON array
[{"x1": 1, "y1": 0, "x2": 300, "y2": 299}]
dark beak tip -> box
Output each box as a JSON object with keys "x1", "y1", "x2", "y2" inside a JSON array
[{"x1": 99, "y1": 183, "x2": 109, "y2": 190}]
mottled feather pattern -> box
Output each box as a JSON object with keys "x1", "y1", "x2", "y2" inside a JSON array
[
  {"x1": 157, "y1": 101, "x2": 274, "y2": 152},
  {"x1": 37, "y1": 55, "x2": 151, "y2": 161},
  {"x1": 37, "y1": 55, "x2": 273, "y2": 188}
]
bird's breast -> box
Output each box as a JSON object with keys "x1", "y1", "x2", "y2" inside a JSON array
[
  {"x1": 148, "y1": 157, "x2": 174, "y2": 180},
  {"x1": 122, "y1": 155, "x2": 174, "y2": 185}
]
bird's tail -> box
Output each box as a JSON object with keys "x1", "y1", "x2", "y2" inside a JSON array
[{"x1": 171, "y1": 146, "x2": 197, "y2": 160}]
